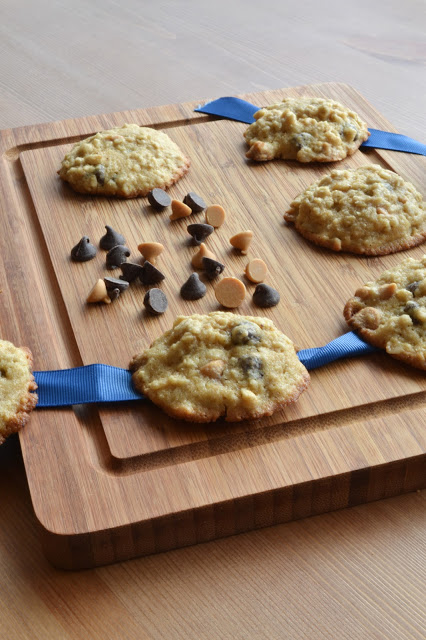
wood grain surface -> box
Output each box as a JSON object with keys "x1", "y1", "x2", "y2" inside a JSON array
[
  {"x1": 1, "y1": 0, "x2": 425, "y2": 637},
  {"x1": 1, "y1": 82, "x2": 422, "y2": 569}
]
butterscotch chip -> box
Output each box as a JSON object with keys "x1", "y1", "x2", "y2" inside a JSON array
[
  {"x1": 170, "y1": 200, "x2": 192, "y2": 221},
  {"x1": 58, "y1": 124, "x2": 190, "y2": 197},
  {"x1": 215, "y1": 277, "x2": 246, "y2": 308},
  {"x1": 200, "y1": 359, "x2": 226, "y2": 379},
  {"x1": 244, "y1": 97, "x2": 369, "y2": 163},
  {"x1": 229, "y1": 230, "x2": 253, "y2": 254},
  {"x1": 191, "y1": 243, "x2": 216, "y2": 269},
  {"x1": 284, "y1": 165, "x2": 426, "y2": 255},
  {"x1": 137, "y1": 241, "x2": 164, "y2": 264},
  {"x1": 245, "y1": 259, "x2": 268, "y2": 283},
  {"x1": 87, "y1": 279, "x2": 111, "y2": 304},
  {"x1": 129, "y1": 312, "x2": 310, "y2": 422},
  {"x1": 0, "y1": 339, "x2": 38, "y2": 445},
  {"x1": 205, "y1": 204, "x2": 226, "y2": 228},
  {"x1": 344, "y1": 255, "x2": 426, "y2": 369}
]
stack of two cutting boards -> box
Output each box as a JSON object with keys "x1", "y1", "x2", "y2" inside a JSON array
[{"x1": 1, "y1": 82, "x2": 424, "y2": 568}]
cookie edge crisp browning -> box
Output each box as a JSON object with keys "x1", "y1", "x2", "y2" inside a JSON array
[
  {"x1": 284, "y1": 219, "x2": 426, "y2": 256},
  {"x1": 343, "y1": 266, "x2": 426, "y2": 371},
  {"x1": 129, "y1": 314, "x2": 310, "y2": 423},
  {"x1": 284, "y1": 166, "x2": 426, "y2": 256},
  {"x1": 0, "y1": 344, "x2": 38, "y2": 445},
  {"x1": 244, "y1": 97, "x2": 370, "y2": 163},
  {"x1": 58, "y1": 125, "x2": 191, "y2": 198}
]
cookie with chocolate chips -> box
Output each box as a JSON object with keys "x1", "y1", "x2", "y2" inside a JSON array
[
  {"x1": 244, "y1": 97, "x2": 369, "y2": 162},
  {"x1": 0, "y1": 339, "x2": 38, "y2": 445},
  {"x1": 129, "y1": 312, "x2": 309, "y2": 422},
  {"x1": 344, "y1": 255, "x2": 426, "y2": 369},
  {"x1": 58, "y1": 124, "x2": 190, "y2": 198},
  {"x1": 284, "y1": 165, "x2": 426, "y2": 255}
]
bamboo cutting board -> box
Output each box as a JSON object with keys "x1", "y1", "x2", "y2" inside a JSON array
[{"x1": 1, "y1": 83, "x2": 425, "y2": 569}]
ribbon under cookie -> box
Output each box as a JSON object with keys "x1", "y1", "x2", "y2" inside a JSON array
[
  {"x1": 33, "y1": 332, "x2": 378, "y2": 408},
  {"x1": 194, "y1": 97, "x2": 426, "y2": 156}
]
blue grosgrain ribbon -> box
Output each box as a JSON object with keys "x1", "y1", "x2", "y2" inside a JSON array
[
  {"x1": 33, "y1": 332, "x2": 378, "y2": 407},
  {"x1": 194, "y1": 97, "x2": 426, "y2": 155}
]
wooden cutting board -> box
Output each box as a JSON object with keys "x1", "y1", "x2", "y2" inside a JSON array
[{"x1": 1, "y1": 83, "x2": 425, "y2": 569}]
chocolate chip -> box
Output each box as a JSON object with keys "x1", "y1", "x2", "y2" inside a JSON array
[
  {"x1": 253, "y1": 283, "x2": 280, "y2": 308},
  {"x1": 404, "y1": 301, "x2": 419, "y2": 311},
  {"x1": 120, "y1": 262, "x2": 145, "y2": 283},
  {"x1": 183, "y1": 191, "x2": 206, "y2": 213},
  {"x1": 340, "y1": 125, "x2": 358, "y2": 142},
  {"x1": 406, "y1": 281, "x2": 420, "y2": 294},
  {"x1": 95, "y1": 164, "x2": 106, "y2": 185},
  {"x1": 231, "y1": 322, "x2": 261, "y2": 345},
  {"x1": 106, "y1": 245, "x2": 131, "y2": 269},
  {"x1": 239, "y1": 355, "x2": 263, "y2": 379},
  {"x1": 187, "y1": 223, "x2": 214, "y2": 245},
  {"x1": 404, "y1": 300, "x2": 421, "y2": 324},
  {"x1": 202, "y1": 257, "x2": 225, "y2": 280},
  {"x1": 108, "y1": 288, "x2": 121, "y2": 302},
  {"x1": 143, "y1": 288, "x2": 168, "y2": 315},
  {"x1": 180, "y1": 273, "x2": 207, "y2": 300},
  {"x1": 148, "y1": 188, "x2": 171, "y2": 211},
  {"x1": 100, "y1": 225, "x2": 126, "y2": 250},
  {"x1": 140, "y1": 261, "x2": 166, "y2": 285},
  {"x1": 291, "y1": 132, "x2": 313, "y2": 150},
  {"x1": 104, "y1": 277, "x2": 130, "y2": 293},
  {"x1": 70, "y1": 236, "x2": 97, "y2": 262}
]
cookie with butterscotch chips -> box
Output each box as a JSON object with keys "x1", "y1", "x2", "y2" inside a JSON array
[
  {"x1": 130, "y1": 312, "x2": 309, "y2": 423},
  {"x1": 58, "y1": 124, "x2": 190, "y2": 198},
  {"x1": 0, "y1": 339, "x2": 38, "y2": 444},
  {"x1": 284, "y1": 165, "x2": 426, "y2": 255},
  {"x1": 344, "y1": 256, "x2": 426, "y2": 369},
  {"x1": 244, "y1": 97, "x2": 369, "y2": 162}
]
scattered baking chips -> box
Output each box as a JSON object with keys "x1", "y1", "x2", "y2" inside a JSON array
[
  {"x1": 205, "y1": 204, "x2": 226, "y2": 228},
  {"x1": 215, "y1": 277, "x2": 247, "y2": 308},
  {"x1": 137, "y1": 241, "x2": 164, "y2": 263},
  {"x1": 229, "y1": 230, "x2": 253, "y2": 254},
  {"x1": 191, "y1": 242, "x2": 217, "y2": 269},
  {"x1": 170, "y1": 199, "x2": 192, "y2": 220},
  {"x1": 245, "y1": 258, "x2": 268, "y2": 283}
]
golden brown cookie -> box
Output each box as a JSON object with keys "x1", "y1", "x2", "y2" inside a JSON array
[
  {"x1": 58, "y1": 124, "x2": 190, "y2": 197},
  {"x1": 344, "y1": 256, "x2": 426, "y2": 369},
  {"x1": 130, "y1": 312, "x2": 309, "y2": 423},
  {"x1": 284, "y1": 165, "x2": 426, "y2": 255},
  {"x1": 244, "y1": 97, "x2": 369, "y2": 162},
  {"x1": 0, "y1": 339, "x2": 38, "y2": 444}
]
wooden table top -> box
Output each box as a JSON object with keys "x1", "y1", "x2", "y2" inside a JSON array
[{"x1": 1, "y1": 1, "x2": 425, "y2": 637}]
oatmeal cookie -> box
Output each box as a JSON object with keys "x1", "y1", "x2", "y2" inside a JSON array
[
  {"x1": 0, "y1": 339, "x2": 38, "y2": 444},
  {"x1": 244, "y1": 97, "x2": 369, "y2": 162},
  {"x1": 130, "y1": 312, "x2": 309, "y2": 422},
  {"x1": 344, "y1": 256, "x2": 426, "y2": 369},
  {"x1": 284, "y1": 165, "x2": 426, "y2": 255},
  {"x1": 58, "y1": 123, "x2": 190, "y2": 198}
]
